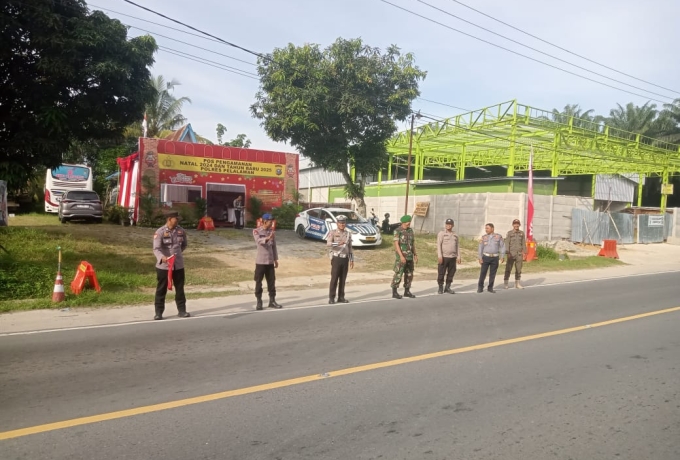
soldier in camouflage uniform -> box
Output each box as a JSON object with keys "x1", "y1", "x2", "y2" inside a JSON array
[{"x1": 391, "y1": 215, "x2": 418, "y2": 299}]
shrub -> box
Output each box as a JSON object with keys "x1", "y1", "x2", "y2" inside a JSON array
[
  {"x1": 271, "y1": 202, "x2": 302, "y2": 230},
  {"x1": 536, "y1": 244, "x2": 560, "y2": 260},
  {"x1": 104, "y1": 205, "x2": 131, "y2": 225},
  {"x1": 248, "y1": 196, "x2": 263, "y2": 220},
  {"x1": 194, "y1": 197, "x2": 207, "y2": 219}
]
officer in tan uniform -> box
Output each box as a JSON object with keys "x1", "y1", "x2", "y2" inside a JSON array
[
  {"x1": 152, "y1": 210, "x2": 191, "y2": 320},
  {"x1": 504, "y1": 218, "x2": 527, "y2": 289},
  {"x1": 326, "y1": 215, "x2": 354, "y2": 304}
]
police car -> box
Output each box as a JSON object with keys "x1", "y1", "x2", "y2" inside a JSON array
[{"x1": 294, "y1": 207, "x2": 382, "y2": 247}]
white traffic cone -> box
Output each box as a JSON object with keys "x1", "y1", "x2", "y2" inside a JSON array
[{"x1": 52, "y1": 271, "x2": 65, "y2": 303}]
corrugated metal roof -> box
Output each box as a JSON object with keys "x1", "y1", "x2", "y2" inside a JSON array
[{"x1": 595, "y1": 174, "x2": 636, "y2": 202}]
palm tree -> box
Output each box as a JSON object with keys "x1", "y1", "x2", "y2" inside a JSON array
[
  {"x1": 551, "y1": 104, "x2": 598, "y2": 129},
  {"x1": 605, "y1": 102, "x2": 658, "y2": 138},
  {"x1": 654, "y1": 98, "x2": 680, "y2": 144},
  {"x1": 145, "y1": 75, "x2": 192, "y2": 138}
]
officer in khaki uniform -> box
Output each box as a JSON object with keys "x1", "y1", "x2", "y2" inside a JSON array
[
  {"x1": 152, "y1": 210, "x2": 191, "y2": 320},
  {"x1": 504, "y1": 219, "x2": 527, "y2": 289},
  {"x1": 326, "y1": 215, "x2": 354, "y2": 304}
]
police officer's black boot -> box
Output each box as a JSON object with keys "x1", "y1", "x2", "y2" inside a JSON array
[
  {"x1": 403, "y1": 289, "x2": 416, "y2": 298},
  {"x1": 444, "y1": 283, "x2": 455, "y2": 294},
  {"x1": 392, "y1": 287, "x2": 402, "y2": 299},
  {"x1": 268, "y1": 296, "x2": 283, "y2": 309},
  {"x1": 154, "y1": 306, "x2": 164, "y2": 320},
  {"x1": 177, "y1": 309, "x2": 191, "y2": 318},
  {"x1": 256, "y1": 297, "x2": 263, "y2": 310},
  {"x1": 438, "y1": 284, "x2": 444, "y2": 294}
]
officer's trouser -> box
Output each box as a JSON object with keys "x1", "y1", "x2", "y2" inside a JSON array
[
  {"x1": 478, "y1": 256, "x2": 499, "y2": 290},
  {"x1": 254, "y1": 264, "x2": 276, "y2": 298},
  {"x1": 329, "y1": 256, "x2": 349, "y2": 299},
  {"x1": 155, "y1": 268, "x2": 186, "y2": 315},
  {"x1": 437, "y1": 257, "x2": 457, "y2": 285},
  {"x1": 391, "y1": 259, "x2": 414, "y2": 289},
  {"x1": 504, "y1": 254, "x2": 523, "y2": 281}
]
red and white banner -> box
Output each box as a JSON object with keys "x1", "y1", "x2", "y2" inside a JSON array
[
  {"x1": 527, "y1": 146, "x2": 534, "y2": 241},
  {"x1": 116, "y1": 153, "x2": 140, "y2": 223}
]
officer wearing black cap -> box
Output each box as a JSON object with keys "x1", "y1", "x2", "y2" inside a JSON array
[
  {"x1": 152, "y1": 210, "x2": 190, "y2": 320},
  {"x1": 326, "y1": 214, "x2": 354, "y2": 304},
  {"x1": 504, "y1": 219, "x2": 527, "y2": 289},
  {"x1": 436, "y1": 218, "x2": 461, "y2": 294}
]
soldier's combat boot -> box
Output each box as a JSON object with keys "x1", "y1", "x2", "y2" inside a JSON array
[
  {"x1": 337, "y1": 298, "x2": 349, "y2": 303},
  {"x1": 256, "y1": 297, "x2": 263, "y2": 310},
  {"x1": 392, "y1": 287, "x2": 402, "y2": 299},
  {"x1": 504, "y1": 280, "x2": 509, "y2": 289},
  {"x1": 444, "y1": 283, "x2": 455, "y2": 294},
  {"x1": 177, "y1": 311, "x2": 191, "y2": 318},
  {"x1": 268, "y1": 296, "x2": 283, "y2": 309},
  {"x1": 329, "y1": 298, "x2": 335, "y2": 305},
  {"x1": 403, "y1": 289, "x2": 416, "y2": 298},
  {"x1": 515, "y1": 280, "x2": 524, "y2": 289},
  {"x1": 438, "y1": 284, "x2": 444, "y2": 294}
]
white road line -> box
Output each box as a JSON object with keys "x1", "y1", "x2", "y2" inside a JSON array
[{"x1": 1, "y1": 269, "x2": 678, "y2": 337}]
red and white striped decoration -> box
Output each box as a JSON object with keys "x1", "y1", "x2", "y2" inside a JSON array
[{"x1": 116, "y1": 153, "x2": 140, "y2": 223}]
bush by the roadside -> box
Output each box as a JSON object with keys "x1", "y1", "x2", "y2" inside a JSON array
[
  {"x1": 271, "y1": 202, "x2": 302, "y2": 230},
  {"x1": 536, "y1": 244, "x2": 562, "y2": 260}
]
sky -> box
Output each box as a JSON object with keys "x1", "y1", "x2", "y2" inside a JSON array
[{"x1": 100, "y1": 0, "x2": 680, "y2": 153}]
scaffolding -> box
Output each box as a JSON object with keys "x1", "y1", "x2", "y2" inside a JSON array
[{"x1": 385, "y1": 100, "x2": 680, "y2": 210}]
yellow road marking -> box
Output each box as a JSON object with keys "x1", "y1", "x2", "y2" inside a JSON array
[{"x1": 1, "y1": 305, "x2": 679, "y2": 441}]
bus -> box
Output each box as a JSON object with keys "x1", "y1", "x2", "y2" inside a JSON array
[{"x1": 45, "y1": 164, "x2": 94, "y2": 213}]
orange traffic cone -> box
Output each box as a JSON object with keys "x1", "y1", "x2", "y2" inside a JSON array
[{"x1": 52, "y1": 271, "x2": 66, "y2": 303}]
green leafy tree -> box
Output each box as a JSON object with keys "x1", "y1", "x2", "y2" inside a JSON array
[
  {"x1": 551, "y1": 104, "x2": 600, "y2": 128},
  {"x1": 606, "y1": 102, "x2": 658, "y2": 137},
  {"x1": 251, "y1": 37, "x2": 426, "y2": 213},
  {"x1": 0, "y1": 0, "x2": 157, "y2": 191},
  {"x1": 216, "y1": 123, "x2": 252, "y2": 148}
]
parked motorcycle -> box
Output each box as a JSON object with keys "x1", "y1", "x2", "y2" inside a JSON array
[
  {"x1": 381, "y1": 213, "x2": 401, "y2": 234},
  {"x1": 369, "y1": 208, "x2": 380, "y2": 230}
]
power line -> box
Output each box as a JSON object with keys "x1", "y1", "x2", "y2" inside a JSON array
[
  {"x1": 416, "y1": 0, "x2": 675, "y2": 101},
  {"x1": 447, "y1": 0, "x2": 680, "y2": 96},
  {"x1": 378, "y1": 0, "x2": 671, "y2": 105},
  {"x1": 417, "y1": 98, "x2": 469, "y2": 112},
  {"x1": 157, "y1": 46, "x2": 258, "y2": 76},
  {"x1": 158, "y1": 48, "x2": 259, "y2": 80},
  {"x1": 120, "y1": 0, "x2": 268, "y2": 61}
]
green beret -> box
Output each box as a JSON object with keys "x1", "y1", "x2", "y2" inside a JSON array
[{"x1": 400, "y1": 215, "x2": 412, "y2": 223}]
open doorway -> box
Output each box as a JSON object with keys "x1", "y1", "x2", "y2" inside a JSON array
[{"x1": 206, "y1": 183, "x2": 246, "y2": 227}]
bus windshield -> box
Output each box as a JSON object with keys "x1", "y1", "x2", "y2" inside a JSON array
[{"x1": 51, "y1": 166, "x2": 90, "y2": 181}]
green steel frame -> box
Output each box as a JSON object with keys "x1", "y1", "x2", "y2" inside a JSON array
[{"x1": 386, "y1": 100, "x2": 680, "y2": 210}]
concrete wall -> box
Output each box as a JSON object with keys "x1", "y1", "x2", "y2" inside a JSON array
[{"x1": 336, "y1": 192, "x2": 594, "y2": 241}]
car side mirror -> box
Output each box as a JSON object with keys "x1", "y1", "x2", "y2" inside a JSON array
[{"x1": 325, "y1": 218, "x2": 332, "y2": 223}]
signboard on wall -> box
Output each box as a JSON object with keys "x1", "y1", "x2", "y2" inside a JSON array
[
  {"x1": 661, "y1": 184, "x2": 674, "y2": 195},
  {"x1": 648, "y1": 215, "x2": 664, "y2": 227},
  {"x1": 158, "y1": 153, "x2": 285, "y2": 178},
  {"x1": 414, "y1": 202, "x2": 430, "y2": 217}
]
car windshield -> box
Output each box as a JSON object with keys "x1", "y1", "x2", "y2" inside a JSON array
[
  {"x1": 330, "y1": 211, "x2": 367, "y2": 223},
  {"x1": 66, "y1": 191, "x2": 99, "y2": 201}
]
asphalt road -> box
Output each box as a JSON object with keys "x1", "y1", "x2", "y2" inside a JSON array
[{"x1": 1, "y1": 273, "x2": 679, "y2": 459}]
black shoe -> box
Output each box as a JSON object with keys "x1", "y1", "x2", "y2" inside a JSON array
[
  {"x1": 268, "y1": 298, "x2": 283, "y2": 309},
  {"x1": 403, "y1": 290, "x2": 416, "y2": 298},
  {"x1": 477, "y1": 289, "x2": 483, "y2": 293},
  {"x1": 444, "y1": 283, "x2": 455, "y2": 294},
  {"x1": 438, "y1": 285, "x2": 444, "y2": 294},
  {"x1": 154, "y1": 315, "x2": 163, "y2": 320},
  {"x1": 329, "y1": 298, "x2": 335, "y2": 304},
  {"x1": 256, "y1": 298, "x2": 263, "y2": 310},
  {"x1": 392, "y1": 287, "x2": 402, "y2": 299},
  {"x1": 487, "y1": 288, "x2": 496, "y2": 294},
  {"x1": 177, "y1": 312, "x2": 191, "y2": 318},
  {"x1": 337, "y1": 298, "x2": 349, "y2": 303}
]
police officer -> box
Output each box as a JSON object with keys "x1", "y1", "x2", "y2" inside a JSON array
[
  {"x1": 504, "y1": 219, "x2": 527, "y2": 289},
  {"x1": 233, "y1": 195, "x2": 244, "y2": 229},
  {"x1": 391, "y1": 215, "x2": 418, "y2": 299},
  {"x1": 477, "y1": 223, "x2": 505, "y2": 293},
  {"x1": 327, "y1": 215, "x2": 354, "y2": 304},
  {"x1": 152, "y1": 210, "x2": 191, "y2": 320},
  {"x1": 252, "y1": 213, "x2": 282, "y2": 310},
  {"x1": 436, "y1": 218, "x2": 461, "y2": 294}
]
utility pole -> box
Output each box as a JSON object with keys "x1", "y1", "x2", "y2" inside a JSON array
[{"x1": 404, "y1": 111, "x2": 421, "y2": 215}]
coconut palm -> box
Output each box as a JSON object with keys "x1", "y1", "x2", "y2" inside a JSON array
[
  {"x1": 605, "y1": 101, "x2": 658, "y2": 137},
  {"x1": 144, "y1": 75, "x2": 192, "y2": 138},
  {"x1": 551, "y1": 104, "x2": 598, "y2": 129}
]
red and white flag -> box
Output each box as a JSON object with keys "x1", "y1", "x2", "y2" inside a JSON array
[
  {"x1": 167, "y1": 254, "x2": 176, "y2": 291},
  {"x1": 527, "y1": 146, "x2": 535, "y2": 242}
]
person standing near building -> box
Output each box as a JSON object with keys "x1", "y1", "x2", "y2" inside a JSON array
[
  {"x1": 477, "y1": 223, "x2": 505, "y2": 293},
  {"x1": 233, "y1": 195, "x2": 244, "y2": 229},
  {"x1": 252, "y1": 213, "x2": 282, "y2": 310},
  {"x1": 504, "y1": 219, "x2": 527, "y2": 289},
  {"x1": 327, "y1": 215, "x2": 354, "y2": 304},
  {"x1": 152, "y1": 210, "x2": 191, "y2": 320},
  {"x1": 436, "y1": 218, "x2": 461, "y2": 294},
  {"x1": 391, "y1": 215, "x2": 418, "y2": 299}
]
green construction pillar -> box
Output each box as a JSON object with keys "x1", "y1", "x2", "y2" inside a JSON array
[
  {"x1": 456, "y1": 145, "x2": 466, "y2": 181},
  {"x1": 387, "y1": 154, "x2": 393, "y2": 181},
  {"x1": 661, "y1": 169, "x2": 669, "y2": 212},
  {"x1": 591, "y1": 175, "x2": 596, "y2": 198},
  {"x1": 507, "y1": 104, "x2": 518, "y2": 177},
  {"x1": 637, "y1": 173, "x2": 643, "y2": 207}
]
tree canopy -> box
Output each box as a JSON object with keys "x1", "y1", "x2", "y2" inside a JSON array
[
  {"x1": 0, "y1": 0, "x2": 157, "y2": 190},
  {"x1": 251, "y1": 37, "x2": 426, "y2": 210},
  {"x1": 216, "y1": 124, "x2": 252, "y2": 148}
]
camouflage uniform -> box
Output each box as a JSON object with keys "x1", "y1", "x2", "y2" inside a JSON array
[{"x1": 391, "y1": 226, "x2": 416, "y2": 289}]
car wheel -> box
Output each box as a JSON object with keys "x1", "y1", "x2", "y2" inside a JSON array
[
  {"x1": 60, "y1": 216, "x2": 68, "y2": 224},
  {"x1": 296, "y1": 224, "x2": 306, "y2": 239}
]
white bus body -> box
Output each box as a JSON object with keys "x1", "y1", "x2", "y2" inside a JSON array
[{"x1": 45, "y1": 164, "x2": 94, "y2": 213}]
